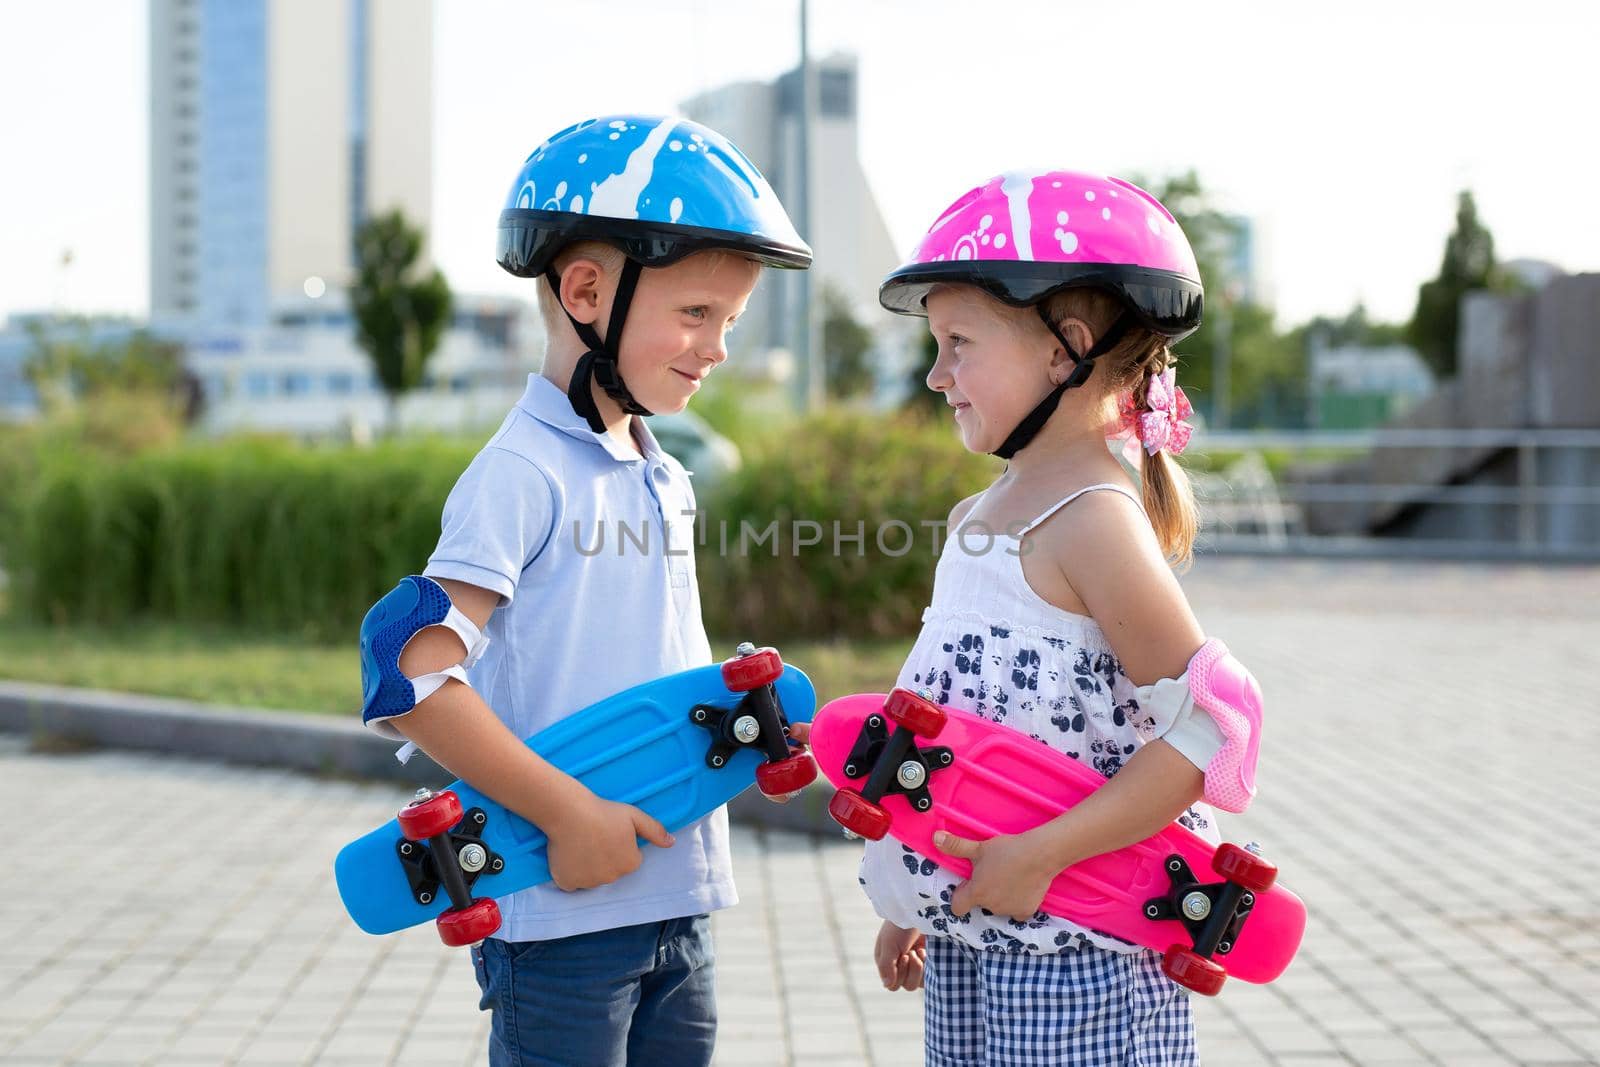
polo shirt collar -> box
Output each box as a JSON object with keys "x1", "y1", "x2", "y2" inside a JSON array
[{"x1": 516, "y1": 373, "x2": 666, "y2": 464}]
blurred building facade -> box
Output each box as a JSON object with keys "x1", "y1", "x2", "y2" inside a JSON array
[
  {"x1": 683, "y1": 54, "x2": 916, "y2": 396},
  {"x1": 183, "y1": 296, "x2": 533, "y2": 436},
  {"x1": 150, "y1": 0, "x2": 433, "y2": 327},
  {"x1": 0, "y1": 299, "x2": 536, "y2": 439},
  {"x1": 1308, "y1": 339, "x2": 1434, "y2": 429},
  {"x1": 132, "y1": 0, "x2": 537, "y2": 436}
]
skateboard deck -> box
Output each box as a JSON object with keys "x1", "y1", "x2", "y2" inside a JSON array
[
  {"x1": 336, "y1": 649, "x2": 816, "y2": 942},
  {"x1": 812, "y1": 690, "x2": 1305, "y2": 992}
]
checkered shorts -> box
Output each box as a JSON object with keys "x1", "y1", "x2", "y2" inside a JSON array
[{"x1": 922, "y1": 935, "x2": 1199, "y2": 1066}]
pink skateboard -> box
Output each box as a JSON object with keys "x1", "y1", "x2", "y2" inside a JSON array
[{"x1": 812, "y1": 690, "x2": 1306, "y2": 995}]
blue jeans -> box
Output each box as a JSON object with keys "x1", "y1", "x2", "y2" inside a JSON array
[{"x1": 471, "y1": 914, "x2": 717, "y2": 1067}]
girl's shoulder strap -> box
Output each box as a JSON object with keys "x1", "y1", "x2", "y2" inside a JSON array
[{"x1": 1019, "y1": 483, "x2": 1145, "y2": 537}]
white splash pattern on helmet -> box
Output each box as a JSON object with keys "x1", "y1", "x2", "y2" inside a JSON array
[
  {"x1": 588, "y1": 119, "x2": 676, "y2": 219},
  {"x1": 952, "y1": 213, "x2": 997, "y2": 260},
  {"x1": 700, "y1": 149, "x2": 749, "y2": 199},
  {"x1": 1000, "y1": 172, "x2": 1034, "y2": 260}
]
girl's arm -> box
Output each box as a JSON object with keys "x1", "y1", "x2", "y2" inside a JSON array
[{"x1": 1032, "y1": 487, "x2": 1210, "y2": 861}]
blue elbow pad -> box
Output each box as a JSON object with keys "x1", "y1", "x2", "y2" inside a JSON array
[{"x1": 360, "y1": 575, "x2": 490, "y2": 740}]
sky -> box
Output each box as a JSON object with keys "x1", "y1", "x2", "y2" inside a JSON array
[{"x1": 3, "y1": 0, "x2": 1598, "y2": 328}]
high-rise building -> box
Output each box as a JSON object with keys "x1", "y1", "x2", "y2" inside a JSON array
[
  {"x1": 148, "y1": 0, "x2": 433, "y2": 327},
  {"x1": 682, "y1": 54, "x2": 909, "y2": 391}
]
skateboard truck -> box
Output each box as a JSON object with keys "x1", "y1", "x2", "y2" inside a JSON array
[
  {"x1": 1143, "y1": 841, "x2": 1279, "y2": 996},
  {"x1": 689, "y1": 642, "x2": 817, "y2": 796},
  {"x1": 395, "y1": 788, "x2": 505, "y2": 947},
  {"x1": 826, "y1": 688, "x2": 953, "y2": 840}
]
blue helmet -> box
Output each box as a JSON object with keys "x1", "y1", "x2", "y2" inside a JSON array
[
  {"x1": 497, "y1": 115, "x2": 811, "y2": 432},
  {"x1": 499, "y1": 115, "x2": 812, "y2": 275}
]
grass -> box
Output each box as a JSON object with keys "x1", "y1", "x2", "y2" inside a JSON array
[
  {"x1": 0, "y1": 616, "x2": 915, "y2": 717},
  {"x1": 0, "y1": 618, "x2": 359, "y2": 713}
]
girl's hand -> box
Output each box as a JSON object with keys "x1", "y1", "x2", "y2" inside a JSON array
[
  {"x1": 764, "y1": 720, "x2": 814, "y2": 806},
  {"x1": 935, "y1": 828, "x2": 1061, "y2": 922},
  {"x1": 874, "y1": 920, "x2": 927, "y2": 991}
]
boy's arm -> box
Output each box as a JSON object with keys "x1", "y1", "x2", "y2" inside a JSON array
[{"x1": 391, "y1": 578, "x2": 674, "y2": 890}]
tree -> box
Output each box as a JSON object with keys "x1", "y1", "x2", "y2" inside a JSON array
[
  {"x1": 1301, "y1": 303, "x2": 1408, "y2": 349},
  {"x1": 822, "y1": 284, "x2": 875, "y2": 400},
  {"x1": 20, "y1": 319, "x2": 200, "y2": 453},
  {"x1": 1405, "y1": 190, "x2": 1500, "y2": 380},
  {"x1": 1136, "y1": 171, "x2": 1329, "y2": 429},
  {"x1": 350, "y1": 210, "x2": 453, "y2": 432},
  {"x1": 24, "y1": 319, "x2": 201, "y2": 424}
]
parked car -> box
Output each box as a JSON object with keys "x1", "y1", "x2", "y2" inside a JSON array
[{"x1": 649, "y1": 408, "x2": 741, "y2": 493}]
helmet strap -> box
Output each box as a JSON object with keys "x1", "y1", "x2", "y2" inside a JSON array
[
  {"x1": 544, "y1": 258, "x2": 652, "y2": 434},
  {"x1": 992, "y1": 309, "x2": 1133, "y2": 460}
]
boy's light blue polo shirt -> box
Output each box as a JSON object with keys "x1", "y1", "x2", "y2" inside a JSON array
[{"x1": 421, "y1": 372, "x2": 731, "y2": 943}]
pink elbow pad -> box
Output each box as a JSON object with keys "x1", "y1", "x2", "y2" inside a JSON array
[{"x1": 1188, "y1": 638, "x2": 1263, "y2": 813}]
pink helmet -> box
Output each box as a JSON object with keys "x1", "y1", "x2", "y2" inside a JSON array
[{"x1": 879, "y1": 170, "x2": 1204, "y2": 342}]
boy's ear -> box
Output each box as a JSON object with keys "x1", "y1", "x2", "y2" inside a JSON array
[{"x1": 558, "y1": 258, "x2": 607, "y2": 325}]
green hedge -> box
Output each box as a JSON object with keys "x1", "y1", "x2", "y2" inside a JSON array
[
  {"x1": 8, "y1": 438, "x2": 473, "y2": 640},
  {"x1": 698, "y1": 412, "x2": 997, "y2": 639},
  {"x1": 6, "y1": 413, "x2": 996, "y2": 641}
]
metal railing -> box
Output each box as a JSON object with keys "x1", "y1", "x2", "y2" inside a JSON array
[{"x1": 1188, "y1": 429, "x2": 1600, "y2": 561}]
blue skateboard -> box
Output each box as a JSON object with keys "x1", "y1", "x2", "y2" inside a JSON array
[{"x1": 334, "y1": 645, "x2": 818, "y2": 944}]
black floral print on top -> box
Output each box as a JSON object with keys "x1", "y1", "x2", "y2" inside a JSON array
[{"x1": 862, "y1": 616, "x2": 1218, "y2": 956}]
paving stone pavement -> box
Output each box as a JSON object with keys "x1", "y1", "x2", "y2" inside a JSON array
[{"x1": 2, "y1": 558, "x2": 1597, "y2": 1066}]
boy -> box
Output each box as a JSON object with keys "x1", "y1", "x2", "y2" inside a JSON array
[{"x1": 359, "y1": 115, "x2": 811, "y2": 1066}]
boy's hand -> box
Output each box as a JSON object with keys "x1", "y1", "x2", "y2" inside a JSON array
[
  {"x1": 546, "y1": 792, "x2": 674, "y2": 892},
  {"x1": 936, "y1": 828, "x2": 1059, "y2": 923},
  {"x1": 875, "y1": 920, "x2": 927, "y2": 991}
]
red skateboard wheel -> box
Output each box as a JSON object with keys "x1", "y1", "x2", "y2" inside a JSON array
[
  {"x1": 437, "y1": 897, "x2": 501, "y2": 947},
  {"x1": 884, "y1": 688, "x2": 947, "y2": 739},
  {"x1": 1213, "y1": 843, "x2": 1278, "y2": 894},
  {"x1": 756, "y1": 752, "x2": 818, "y2": 796},
  {"x1": 827, "y1": 788, "x2": 892, "y2": 840},
  {"x1": 398, "y1": 789, "x2": 463, "y2": 841},
  {"x1": 1161, "y1": 945, "x2": 1227, "y2": 996},
  {"x1": 722, "y1": 647, "x2": 784, "y2": 691}
]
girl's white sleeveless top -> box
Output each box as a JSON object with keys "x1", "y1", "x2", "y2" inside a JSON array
[{"x1": 857, "y1": 484, "x2": 1220, "y2": 955}]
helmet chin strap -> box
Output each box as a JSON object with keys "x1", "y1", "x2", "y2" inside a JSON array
[
  {"x1": 544, "y1": 259, "x2": 652, "y2": 434},
  {"x1": 991, "y1": 309, "x2": 1133, "y2": 460}
]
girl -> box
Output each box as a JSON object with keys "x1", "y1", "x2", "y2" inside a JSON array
[{"x1": 861, "y1": 170, "x2": 1263, "y2": 1065}]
